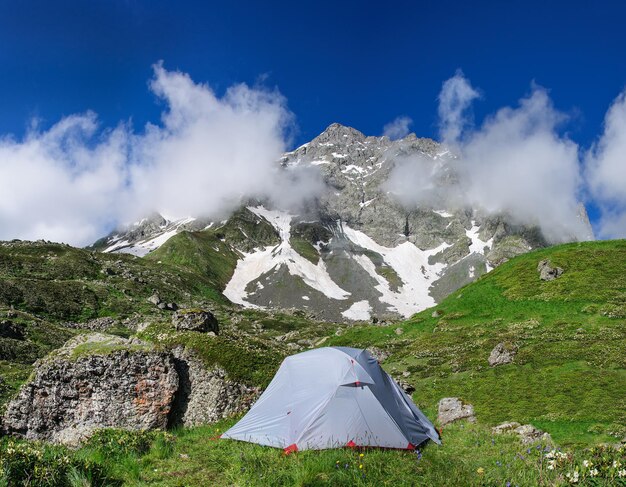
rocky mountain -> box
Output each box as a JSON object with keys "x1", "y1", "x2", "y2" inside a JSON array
[{"x1": 93, "y1": 123, "x2": 594, "y2": 321}]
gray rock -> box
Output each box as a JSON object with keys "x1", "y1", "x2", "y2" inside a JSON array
[
  {"x1": 168, "y1": 348, "x2": 259, "y2": 427},
  {"x1": 537, "y1": 260, "x2": 564, "y2": 281},
  {"x1": 147, "y1": 293, "x2": 162, "y2": 306},
  {"x1": 172, "y1": 310, "x2": 219, "y2": 334},
  {"x1": 395, "y1": 327, "x2": 404, "y2": 335},
  {"x1": 492, "y1": 421, "x2": 551, "y2": 444},
  {"x1": 514, "y1": 424, "x2": 552, "y2": 444},
  {"x1": 491, "y1": 421, "x2": 521, "y2": 434},
  {"x1": 488, "y1": 342, "x2": 517, "y2": 366},
  {"x1": 437, "y1": 397, "x2": 476, "y2": 426},
  {"x1": 396, "y1": 379, "x2": 415, "y2": 394},
  {"x1": 2, "y1": 334, "x2": 177, "y2": 445}
]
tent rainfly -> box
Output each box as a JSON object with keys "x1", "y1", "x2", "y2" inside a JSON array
[{"x1": 221, "y1": 346, "x2": 441, "y2": 452}]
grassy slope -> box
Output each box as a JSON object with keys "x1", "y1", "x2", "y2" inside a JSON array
[{"x1": 330, "y1": 240, "x2": 626, "y2": 446}]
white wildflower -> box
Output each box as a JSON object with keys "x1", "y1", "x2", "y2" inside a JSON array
[
  {"x1": 583, "y1": 460, "x2": 592, "y2": 468},
  {"x1": 618, "y1": 469, "x2": 626, "y2": 478},
  {"x1": 589, "y1": 468, "x2": 599, "y2": 477}
]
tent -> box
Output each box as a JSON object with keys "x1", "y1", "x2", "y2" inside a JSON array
[{"x1": 222, "y1": 346, "x2": 441, "y2": 452}]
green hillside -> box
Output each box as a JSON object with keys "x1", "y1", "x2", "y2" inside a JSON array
[
  {"x1": 331, "y1": 239, "x2": 626, "y2": 446},
  {"x1": 0, "y1": 239, "x2": 624, "y2": 486}
]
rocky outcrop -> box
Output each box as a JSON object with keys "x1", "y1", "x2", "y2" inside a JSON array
[
  {"x1": 2, "y1": 334, "x2": 177, "y2": 445},
  {"x1": 488, "y1": 342, "x2": 517, "y2": 366},
  {"x1": 492, "y1": 421, "x2": 552, "y2": 444},
  {"x1": 172, "y1": 309, "x2": 219, "y2": 334},
  {"x1": 168, "y1": 348, "x2": 259, "y2": 427},
  {"x1": 2, "y1": 333, "x2": 254, "y2": 445},
  {"x1": 538, "y1": 260, "x2": 564, "y2": 281},
  {"x1": 61, "y1": 317, "x2": 117, "y2": 331},
  {"x1": 437, "y1": 397, "x2": 476, "y2": 426}
]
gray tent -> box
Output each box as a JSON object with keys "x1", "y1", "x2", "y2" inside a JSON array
[{"x1": 222, "y1": 346, "x2": 440, "y2": 452}]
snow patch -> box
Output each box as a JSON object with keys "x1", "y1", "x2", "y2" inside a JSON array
[
  {"x1": 341, "y1": 300, "x2": 372, "y2": 320},
  {"x1": 466, "y1": 222, "x2": 493, "y2": 255},
  {"x1": 343, "y1": 225, "x2": 450, "y2": 317},
  {"x1": 223, "y1": 207, "x2": 351, "y2": 308},
  {"x1": 104, "y1": 217, "x2": 195, "y2": 256},
  {"x1": 433, "y1": 210, "x2": 453, "y2": 218}
]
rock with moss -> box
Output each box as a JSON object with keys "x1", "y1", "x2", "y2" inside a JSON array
[
  {"x1": 437, "y1": 397, "x2": 476, "y2": 426},
  {"x1": 168, "y1": 347, "x2": 259, "y2": 427},
  {"x1": 172, "y1": 309, "x2": 219, "y2": 334},
  {"x1": 2, "y1": 333, "x2": 178, "y2": 445}
]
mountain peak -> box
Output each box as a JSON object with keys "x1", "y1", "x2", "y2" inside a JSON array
[{"x1": 312, "y1": 123, "x2": 366, "y2": 145}]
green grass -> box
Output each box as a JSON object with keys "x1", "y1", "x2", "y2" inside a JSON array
[
  {"x1": 290, "y1": 237, "x2": 320, "y2": 264},
  {"x1": 328, "y1": 240, "x2": 626, "y2": 446},
  {"x1": 9, "y1": 421, "x2": 619, "y2": 486}
]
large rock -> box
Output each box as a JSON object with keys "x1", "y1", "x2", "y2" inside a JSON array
[
  {"x1": 488, "y1": 342, "x2": 517, "y2": 366},
  {"x1": 537, "y1": 259, "x2": 564, "y2": 281},
  {"x1": 2, "y1": 334, "x2": 177, "y2": 445},
  {"x1": 168, "y1": 348, "x2": 259, "y2": 427},
  {"x1": 437, "y1": 397, "x2": 476, "y2": 426},
  {"x1": 172, "y1": 309, "x2": 219, "y2": 334}
]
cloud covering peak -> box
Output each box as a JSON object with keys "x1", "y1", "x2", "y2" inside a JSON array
[{"x1": 0, "y1": 63, "x2": 319, "y2": 246}]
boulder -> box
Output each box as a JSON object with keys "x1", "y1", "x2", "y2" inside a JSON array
[
  {"x1": 537, "y1": 260, "x2": 564, "y2": 281},
  {"x1": 147, "y1": 293, "x2": 162, "y2": 306},
  {"x1": 168, "y1": 348, "x2": 259, "y2": 427},
  {"x1": 172, "y1": 309, "x2": 218, "y2": 334},
  {"x1": 488, "y1": 342, "x2": 517, "y2": 366},
  {"x1": 2, "y1": 333, "x2": 178, "y2": 445},
  {"x1": 437, "y1": 397, "x2": 476, "y2": 426}
]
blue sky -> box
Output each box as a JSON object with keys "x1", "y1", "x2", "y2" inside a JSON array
[
  {"x1": 0, "y1": 0, "x2": 625, "y2": 244},
  {"x1": 2, "y1": 0, "x2": 626, "y2": 145}
]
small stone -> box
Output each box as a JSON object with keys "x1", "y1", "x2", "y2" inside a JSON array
[
  {"x1": 437, "y1": 397, "x2": 476, "y2": 426},
  {"x1": 537, "y1": 260, "x2": 564, "y2": 281},
  {"x1": 432, "y1": 310, "x2": 442, "y2": 318},
  {"x1": 395, "y1": 328, "x2": 404, "y2": 335},
  {"x1": 492, "y1": 421, "x2": 521, "y2": 434},
  {"x1": 402, "y1": 371, "x2": 411, "y2": 377},
  {"x1": 396, "y1": 379, "x2": 415, "y2": 394},
  {"x1": 514, "y1": 424, "x2": 552, "y2": 444},
  {"x1": 147, "y1": 293, "x2": 162, "y2": 306},
  {"x1": 367, "y1": 347, "x2": 390, "y2": 363},
  {"x1": 488, "y1": 342, "x2": 517, "y2": 366}
]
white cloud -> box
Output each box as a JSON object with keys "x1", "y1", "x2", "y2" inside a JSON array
[
  {"x1": 438, "y1": 69, "x2": 480, "y2": 144},
  {"x1": 387, "y1": 73, "x2": 593, "y2": 243},
  {"x1": 383, "y1": 116, "x2": 412, "y2": 140},
  {"x1": 0, "y1": 63, "x2": 318, "y2": 246},
  {"x1": 586, "y1": 89, "x2": 626, "y2": 238}
]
